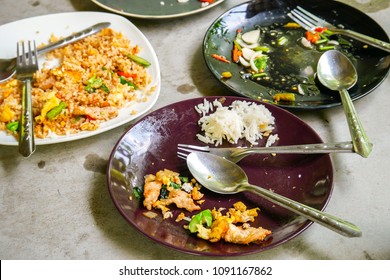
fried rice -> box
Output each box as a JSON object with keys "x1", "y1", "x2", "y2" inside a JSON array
[{"x1": 0, "y1": 28, "x2": 155, "y2": 139}]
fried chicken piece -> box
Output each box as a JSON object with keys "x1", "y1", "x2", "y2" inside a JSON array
[
  {"x1": 195, "y1": 203, "x2": 272, "y2": 244},
  {"x1": 143, "y1": 169, "x2": 203, "y2": 215},
  {"x1": 223, "y1": 223, "x2": 272, "y2": 244},
  {"x1": 155, "y1": 169, "x2": 181, "y2": 186},
  {"x1": 162, "y1": 187, "x2": 201, "y2": 212},
  {"x1": 229, "y1": 202, "x2": 259, "y2": 223},
  {"x1": 175, "y1": 212, "x2": 186, "y2": 222},
  {"x1": 143, "y1": 176, "x2": 162, "y2": 210},
  {"x1": 152, "y1": 200, "x2": 171, "y2": 216},
  {"x1": 196, "y1": 224, "x2": 211, "y2": 240},
  {"x1": 196, "y1": 216, "x2": 271, "y2": 244},
  {"x1": 233, "y1": 201, "x2": 247, "y2": 211},
  {"x1": 209, "y1": 216, "x2": 233, "y2": 242},
  {"x1": 191, "y1": 186, "x2": 204, "y2": 200}
]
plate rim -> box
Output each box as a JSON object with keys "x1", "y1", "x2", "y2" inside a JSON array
[
  {"x1": 106, "y1": 96, "x2": 334, "y2": 256},
  {"x1": 90, "y1": 0, "x2": 225, "y2": 19},
  {"x1": 202, "y1": 0, "x2": 390, "y2": 110},
  {"x1": 0, "y1": 11, "x2": 161, "y2": 146}
]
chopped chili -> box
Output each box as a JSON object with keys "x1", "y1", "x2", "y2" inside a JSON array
[
  {"x1": 305, "y1": 31, "x2": 321, "y2": 43},
  {"x1": 212, "y1": 54, "x2": 231, "y2": 64},
  {"x1": 117, "y1": 71, "x2": 137, "y2": 79}
]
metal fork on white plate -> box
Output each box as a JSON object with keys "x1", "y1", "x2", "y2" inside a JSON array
[
  {"x1": 16, "y1": 40, "x2": 38, "y2": 157},
  {"x1": 287, "y1": 6, "x2": 390, "y2": 52},
  {"x1": 177, "y1": 141, "x2": 354, "y2": 163}
]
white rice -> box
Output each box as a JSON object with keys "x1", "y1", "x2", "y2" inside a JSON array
[
  {"x1": 181, "y1": 182, "x2": 193, "y2": 193},
  {"x1": 195, "y1": 98, "x2": 278, "y2": 147}
]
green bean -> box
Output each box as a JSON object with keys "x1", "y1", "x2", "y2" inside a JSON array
[
  {"x1": 127, "y1": 54, "x2": 151, "y2": 67},
  {"x1": 47, "y1": 101, "x2": 67, "y2": 120}
]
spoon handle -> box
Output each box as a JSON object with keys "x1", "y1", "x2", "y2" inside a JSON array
[
  {"x1": 333, "y1": 28, "x2": 390, "y2": 53},
  {"x1": 339, "y1": 88, "x2": 373, "y2": 158},
  {"x1": 36, "y1": 22, "x2": 110, "y2": 55},
  {"x1": 242, "y1": 183, "x2": 362, "y2": 238},
  {"x1": 235, "y1": 141, "x2": 354, "y2": 156}
]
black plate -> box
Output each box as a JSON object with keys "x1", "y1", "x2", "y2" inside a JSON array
[{"x1": 203, "y1": 0, "x2": 390, "y2": 109}]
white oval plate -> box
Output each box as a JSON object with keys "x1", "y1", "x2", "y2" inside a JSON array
[{"x1": 0, "y1": 12, "x2": 161, "y2": 146}]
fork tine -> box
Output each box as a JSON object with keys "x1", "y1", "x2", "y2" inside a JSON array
[
  {"x1": 17, "y1": 41, "x2": 26, "y2": 65},
  {"x1": 17, "y1": 41, "x2": 38, "y2": 65},
  {"x1": 293, "y1": 9, "x2": 321, "y2": 29},
  {"x1": 177, "y1": 144, "x2": 210, "y2": 152},
  {"x1": 27, "y1": 41, "x2": 33, "y2": 65},
  {"x1": 29, "y1": 41, "x2": 35, "y2": 65},
  {"x1": 177, "y1": 146, "x2": 206, "y2": 154},
  {"x1": 177, "y1": 151, "x2": 189, "y2": 160},
  {"x1": 296, "y1": 6, "x2": 329, "y2": 27},
  {"x1": 287, "y1": 11, "x2": 313, "y2": 31},
  {"x1": 31, "y1": 41, "x2": 38, "y2": 65},
  {"x1": 177, "y1": 144, "x2": 210, "y2": 161}
]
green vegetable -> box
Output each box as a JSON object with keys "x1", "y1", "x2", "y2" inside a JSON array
[
  {"x1": 253, "y1": 46, "x2": 270, "y2": 53},
  {"x1": 160, "y1": 185, "x2": 169, "y2": 199},
  {"x1": 233, "y1": 40, "x2": 242, "y2": 51},
  {"x1": 188, "y1": 209, "x2": 213, "y2": 233},
  {"x1": 119, "y1": 76, "x2": 137, "y2": 89},
  {"x1": 127, "y1": 54, "x2": 151, "y2": 67},
  {"x1": 179, "y1": 176, "x2": 189, "y2": 183},
  {"x1": 72, "y1": 116, "x2": 81, "y2": 124},
  {"x1": 277, "y1": 36, "x2": 288, "y2": 46},
  {"x1": 85, "y1": 75, "x2": 102, "y2": 93},
  {"x1": 170, "y1": 182, "x2": 181, "y2": 189},
  {"x1": 46, "y1": 101, "x2": 67, "y2": 120},
  {"x1": 254, "y1": 56, "x2": 268, "y2": 72},
  {"x1": 319, "y1": 33, "x2": 329, "y2": 40},
  {"x1": 101, "y1": 83, "x2": 110, "y2": 93},
  {"x1": 319, "y1": 45, "x2": 336, "y2": 51},
  {"x1": 85, "y1": 75, "x2": 109, "y2": 93},
  {"x1": 102, "y1": 67, "x2": 114, "y2": 74},
  {"x1": 133, "y1": 186, "x2": 144, "y2": 200},
  {"x1": 323, "y1": 29, "x2": 334, "y2": 36},
  {"x1": 6, "y1": 121, "x2": 19, "y2": 132},
  {"x1": 338, "y1": 38, "x2": 353, "y2": 47},
  {"x1": 315, "y1": 39, "x2": 328, "y2": 45},
  {"x1": 252, "y1": 73, "x2": 267, "y2": 78}
]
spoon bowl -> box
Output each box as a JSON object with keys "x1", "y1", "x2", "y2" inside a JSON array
[
  {"x1": 317, "y1": 50, "x2": 357, "y2": 91},
  {"x1": 187, "y1": 152, "x2": 362, "y2": 238},
  {"x1": 317, "y1": 50, "x2": 372, "y2": 157}
]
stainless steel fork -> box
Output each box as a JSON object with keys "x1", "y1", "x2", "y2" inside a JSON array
[
  {"x1": 177, "y1": 141, "x2": 354, "y2": 163},
  {"x1": 16, "y1": 41, "x2": 38, "y2": 157},
  {"x1": 288, "y1": 6, "x2": 390, "y2": 52}
]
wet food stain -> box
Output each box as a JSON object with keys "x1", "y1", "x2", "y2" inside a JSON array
[
  {"x1": 83, "y1": 154, "x2": 107, "y2": 174},
  {"x1": 37, "y1": 160, "x2": 45, "y2": 169},
  {"x1": 30, "y1": 1, "x2": 40, "y2": 7},
  {"x1": 177, "y1": 83, "x2": 196, "y2": 94}
]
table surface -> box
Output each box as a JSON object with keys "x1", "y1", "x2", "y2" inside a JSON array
[{"x1": 1, "y1": 0, "x2": 389, "y2": 260}]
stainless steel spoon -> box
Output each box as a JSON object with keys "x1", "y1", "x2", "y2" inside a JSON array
[
  {"x1": 317, "y1": 50, "x2": 373, "y2": 158},
  {"x1": 186, "y1": 152, "x2": 362, "y2": 238},
  {"x1": 0, "y1": 22, "x2": 110, "y2": 83}
]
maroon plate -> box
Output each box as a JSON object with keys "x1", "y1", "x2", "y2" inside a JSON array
[{"x1": 107, "y1": 96, "x2": 334, "y2": 256}]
